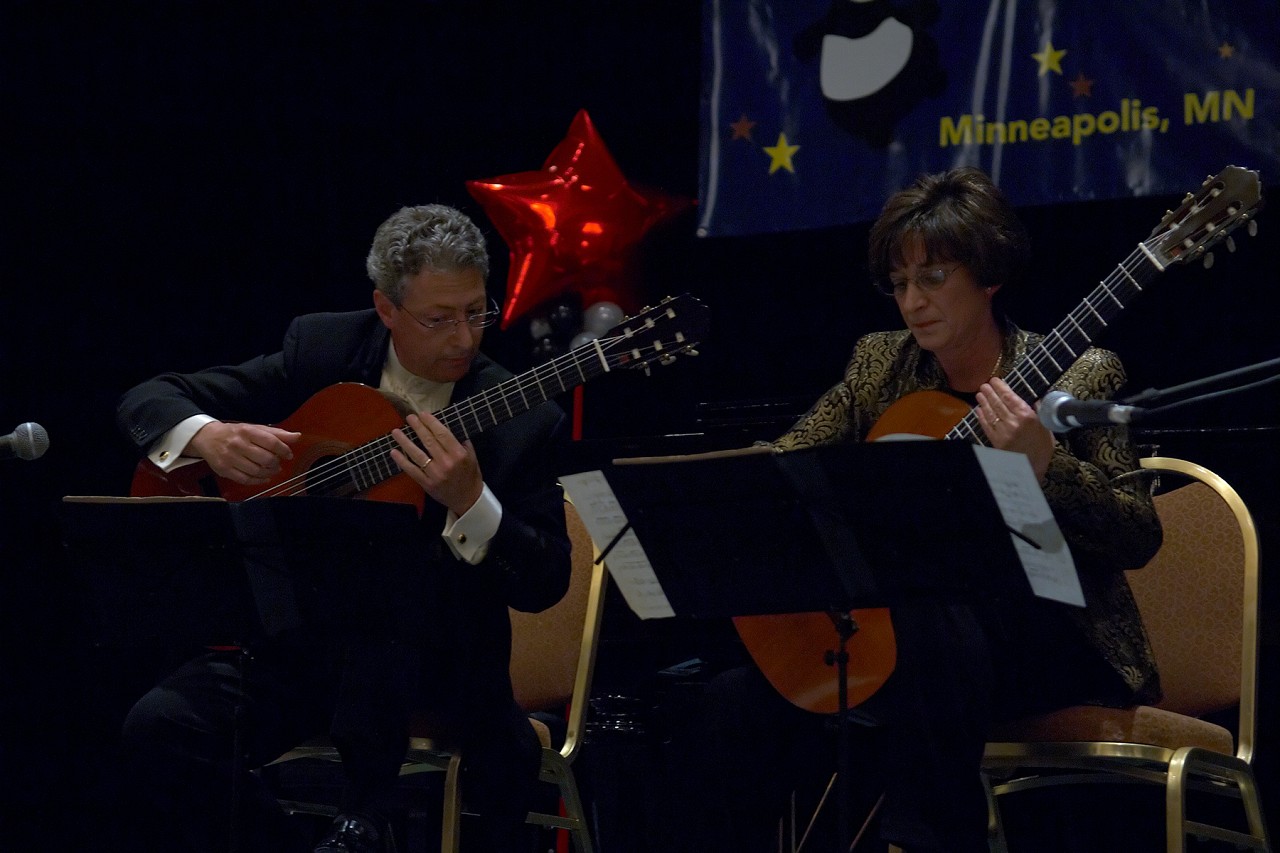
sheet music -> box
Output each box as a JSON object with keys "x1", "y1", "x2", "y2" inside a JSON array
[
  {"x1": 972, "y1": 446, "x2": 1085, "y2": 607},
  {"x1": 559, "y1": 471, "x2": 676, "y2": 619}
]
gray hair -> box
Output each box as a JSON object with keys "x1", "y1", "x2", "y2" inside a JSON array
[{"x1": 365, "y1": 204, "x2": 490, "y2": 304}]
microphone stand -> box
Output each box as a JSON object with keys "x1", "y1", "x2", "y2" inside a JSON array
[{"x1": 1121, "y1": 355, "x2": 1280, "y2": 420}]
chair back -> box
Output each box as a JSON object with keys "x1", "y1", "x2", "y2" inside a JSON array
[
  {"x1": 1127, "y1": 457, "x2": 1261, "y2": 760},
  {"x1": 507, "y1": 499, "x2": 607, "y2": 763}
]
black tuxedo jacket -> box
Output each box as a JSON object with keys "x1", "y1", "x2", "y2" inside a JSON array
[{"x1": 117, "y1": 308, "x2": 572, "y2": 722}]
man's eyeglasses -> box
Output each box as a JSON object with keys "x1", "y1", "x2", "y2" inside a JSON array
[
  {"x1": 398, "y1": 298, "x2": 501, "y2": 333},
  {"x1": 876, "y1": 265, "x2": 959, "y2": 297}
]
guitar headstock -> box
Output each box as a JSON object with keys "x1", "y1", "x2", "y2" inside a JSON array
[
  {"x1": 598, "y1": 293, "x2": 710, "y2": 373},
  {"x1": 1146, "y1": 165, "x2": 1263, "y2": 268}
]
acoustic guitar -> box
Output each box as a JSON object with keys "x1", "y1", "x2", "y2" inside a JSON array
[
  {"x1": 131, "y1": 294, "x2": 709, "y2": 511},
  {"x1": 734, "y1": 165, "x2": 1263, "y2": 714}
]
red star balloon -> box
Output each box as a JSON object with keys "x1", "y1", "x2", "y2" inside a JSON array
[{"x1": 467, "y1": 109, "x2": 691, "y2": 329}]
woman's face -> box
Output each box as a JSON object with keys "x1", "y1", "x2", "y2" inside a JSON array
[{"x1": 891, "y1": 235, "x2": 999, "y2": 362}]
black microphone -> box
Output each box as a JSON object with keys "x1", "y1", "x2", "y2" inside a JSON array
[
  {"x1": 1038, "y1": 391, "x2": 1144, "y2": 433},
  {"x1": 1, "y1": 422, "x2": 50, "y2": 460}
]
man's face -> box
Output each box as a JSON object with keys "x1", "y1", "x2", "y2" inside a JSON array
[{"x1": 373, "y1": 267, "x2": 488, "y2": 383}]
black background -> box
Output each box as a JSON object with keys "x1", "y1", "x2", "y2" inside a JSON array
[{"x1": 3, "y1": 2, "x2": 1277, "y2": 849}]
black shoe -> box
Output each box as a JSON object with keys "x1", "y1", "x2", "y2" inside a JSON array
[{"x1": 312, "y1": 813, "x2": 392, "y2": 853}]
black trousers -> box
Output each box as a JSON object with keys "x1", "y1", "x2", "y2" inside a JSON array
[{"x1": 120, "y1": 635, "x2": 539, "y2": 852}]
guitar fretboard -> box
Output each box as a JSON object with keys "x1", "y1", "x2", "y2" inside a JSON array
[
  {"x1": 342, "y1": 342, "x2": 613, "y2": 492},
  {"x1": 947, "y1": 242, "x2": 1160, "y2": 445}
]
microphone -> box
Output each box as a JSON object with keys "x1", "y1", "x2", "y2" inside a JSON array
[
  {"x1": 1, "y1": 422, "x2": 50, "y2": 461},
  {"x1": 1038, "y1": 391, "x2": 1144, "y2": 433}
]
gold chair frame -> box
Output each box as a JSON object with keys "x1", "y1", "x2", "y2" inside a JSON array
[
  {"x1": 272, "y1": 498, "x2": 607, "y2": 853},
  {"x1": 982, "y1": 456, "x2": 1269, "y2": 852}
]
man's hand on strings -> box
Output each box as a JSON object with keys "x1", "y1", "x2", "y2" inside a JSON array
[
  {"x1": 189, "y1": 422, "x2": 301, "y2": 485},
  {"x1": 391, "y1": 412, "x2": 484, "y2": 516}
]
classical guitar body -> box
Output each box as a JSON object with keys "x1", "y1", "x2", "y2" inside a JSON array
[
  {"x1": 864, "y1": 389, "x2": 972, "y2": 442},
  {"x1": 731, "y1": 390, "x2": 965, "y2": 715},
  {"x1": 130, "y1": 383, "x2": 426, "y2": 512},
  {"x1": 731, "y1": 606, "x2": 898, "y2": 714}
]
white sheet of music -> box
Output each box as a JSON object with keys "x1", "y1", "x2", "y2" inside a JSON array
[
  {"x1": 972, "y1": 445, "x2": 1086, "y2": 607},
  {"x1": 559, "y1": 471, "x2": 676, "y2": 619}
]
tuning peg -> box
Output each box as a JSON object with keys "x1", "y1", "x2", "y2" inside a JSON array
[
  {"x1": 1248, "y1": 220, "x2": 1258, "y2": 237},
  {"x1": 1203, "y1": 251, "x2": 1215, "y2": 269},
  {"x1": 659, "y1": 354, "x2": 677, "y2": 366},
  {"x1": 1226, "y1": 236, "x2": 1236, "y2": 253},
  {"x1": 684, "y1": 347, "x2": 700, "y2": 357}
]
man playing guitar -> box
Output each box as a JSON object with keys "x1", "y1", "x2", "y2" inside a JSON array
[{"x1": 118, "y1": 204, "x2": 571, "y2": 853}]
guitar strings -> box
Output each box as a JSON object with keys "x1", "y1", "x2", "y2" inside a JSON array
[
  {"x1": 248, "y1": 340, "x2": 609, "y2": 499},
  {"x1": 244, "y1": 328, "x2": 640, "y2": 501},
  {"x1": 950, "y1": 176, "x2": 1251, "y2": 449},
  {"x1": 947, "y1": 241, "x2": 1152, "y2": 445}
]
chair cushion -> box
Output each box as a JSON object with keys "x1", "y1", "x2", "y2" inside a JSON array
[{"x1": 988, "y1": 704, "x2": 1233, "y2": 755}]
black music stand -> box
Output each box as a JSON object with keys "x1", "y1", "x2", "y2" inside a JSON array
[
  {"x1": 61, "y1": 495, "x2": 436, "y2": 649},
  {"x1": 595, "y1": 440, "x2": 1050, "y2": 851},
  {"x1": 62, "y1": 496, "x2": 259, "y2": 651},
  {"x1": 603, "y1": 441, "x2": 1036, "y2": 618},
  {"x1": 60, "y1": 493, "x2": 435, "y2": 853}
]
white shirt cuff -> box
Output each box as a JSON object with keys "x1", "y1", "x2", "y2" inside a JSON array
[
  {"x1": 443, "y1": 483, "x2": 502, "y2": 564},
  {"x1": 148, "y1": 414, "x2": 217, "y2": 470}
]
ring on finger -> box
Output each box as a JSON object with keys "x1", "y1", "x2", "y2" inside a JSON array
[{"x1": 419, "y1": 457, "x2": 432, "y2": 469}]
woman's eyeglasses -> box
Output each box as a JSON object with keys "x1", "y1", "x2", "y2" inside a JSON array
[{"x1": 876, "y1": 265, "x2": 959, "y2": 297}]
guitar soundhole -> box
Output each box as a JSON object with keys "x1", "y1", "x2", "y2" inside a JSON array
[
  {"x1": 302, "y1": 455, "x2": 359, "y2": 499},
  {"x1": 195, "y1": 472, "x2": 223, "y2": 498}
]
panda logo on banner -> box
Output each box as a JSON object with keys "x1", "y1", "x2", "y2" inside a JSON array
[{"x1": 794, "y1": 0, "x2": 948, "y2": 148}]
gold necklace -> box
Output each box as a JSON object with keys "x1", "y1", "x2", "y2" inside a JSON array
[{"x1": 990, "y1": 345, "x2": 1003, "y2": 379}]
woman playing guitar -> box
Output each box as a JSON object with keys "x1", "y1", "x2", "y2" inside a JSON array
[{"x1": 699, "y1": 167, "x2": 1163, "y2": 853}]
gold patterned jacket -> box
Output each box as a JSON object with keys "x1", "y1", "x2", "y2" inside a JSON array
[{"x1": 773, "y1": 325, "x2": 1163, "y2": 705}]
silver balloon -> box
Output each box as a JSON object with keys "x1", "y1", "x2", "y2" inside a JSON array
[
  {"x1": 582, "y1": 301, "x2": 624, "y2": 335},
  {"x1": 569, "y1": 331, "x2": 600, "y2": 350},
  {"x1": 529, "y1": 316, "x2": 553, "y2": 341}
]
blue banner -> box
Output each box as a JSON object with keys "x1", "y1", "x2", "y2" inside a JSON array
[{"x1": 698, "y1": 0, "x2": 1280, "y2": 236}]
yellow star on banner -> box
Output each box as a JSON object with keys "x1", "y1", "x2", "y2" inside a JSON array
[
  {"x1": 1218, "y1": 42, "x2": 1235, "y2": 59},
  {"x1": 1031, "y1": 41, "x2": 1067, "y2": 76},
  {"x1": 730, "y1": 114, "x2": 757, "y2": 140},
  {"x1": 763, "y1": 132, "x2": 800, "y2": 174}
]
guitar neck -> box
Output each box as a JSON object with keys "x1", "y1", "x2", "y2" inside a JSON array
[
  {"x1": 946, "y1": 243, "x2": 1161, "y2": 444},
  {"x1": 244, "y1": 292, "x2": 706, "y2": 501},
  {"x1": 431, "y1": 345, "x2": 609, "y2": 441},
  {"x1": 343, "y1": 343, "x2": 611, "y2": 492}
]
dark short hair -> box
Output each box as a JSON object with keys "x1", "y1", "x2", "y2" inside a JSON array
[{"x1": 867, "y1": 167, "x2": 1029, "y2": 298}]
